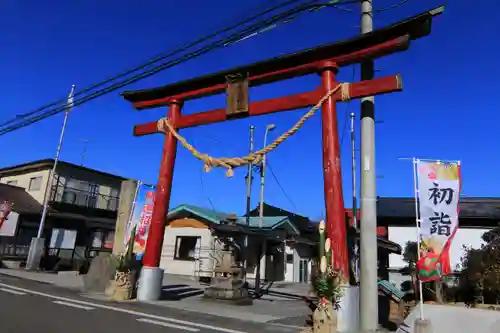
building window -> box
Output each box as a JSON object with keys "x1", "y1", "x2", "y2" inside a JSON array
[
  {"x1": 86, "y1": 183, "x2": 99, "y2": 208},
  {"x1": 91, "y1": 231, "x2": 103, "y2": 248},
  {"x1": 90, "y1": 229, "x2": 115, "y2": 249},
  {"x1": 6, "y1": 180, "x2": 17, "y2": 186},
  {"x1": 174, "y1": 236, "x2": 200, "y2": 261},
  {"x1": 62, "y1": 190, "x2": 77, "y2": 204},
  {"x1": 60, "y1": 179, "x2": 102, "y2": 209},
  {"x1": 28, "y1": 176, "x2": 42, "y2": 191},
  {"x1": 107, "y1": 188, "x2": 120, "y2": 211},
  {"x1": 286, "y1": 253, "x2": 294, "y2": 264}
]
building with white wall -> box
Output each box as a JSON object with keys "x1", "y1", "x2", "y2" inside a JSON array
[
  {"x1": 377, "y1": 197, "x2": 500, "y2": 288},
  {"x1": 0, "y1": 159, "x2": 123, "y2": 211},
  {"x1": 159, "y1": 204, "x2": 313, "y2": 283},
  {"x1": 388, "y1": 226, "x2": 488, "y2": 271},
  {"x1": 0, "y1": 159, "x2": 129, "y2": 269}
]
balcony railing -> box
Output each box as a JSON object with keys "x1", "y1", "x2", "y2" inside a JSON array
[{"x1": 50, "y1": 185, "x2": 119, "y2": 211}]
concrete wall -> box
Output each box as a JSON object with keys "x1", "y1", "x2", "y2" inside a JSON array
[
  {"x1": 399, "y1": 303, "x2": 500, "y2": 333},
  {"x1": 1, "y1": 169, "x2": 52, "y2": 203},
  {"x1": 112, "y1": 180, "x2": 137, "y2": 255}
]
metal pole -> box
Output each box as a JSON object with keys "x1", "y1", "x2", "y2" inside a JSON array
[
  {"x1": 255, "y1": 124, "x2": 275, "y2": 295},
  {"x1": 412, "y1": 158, "x2": 425, "y2": 320},
  {"x1": 26, "y1": 85, "x2": 75, "y2": 270},
  {"x1": 259, "y1": 125, "x2": 274, "y2": 229},
  {"x1": 243, "y1": 125, "x2": 255, "y2": 280},
  {"x1": 359, "y1": 0, "x2": 379, "y2": 330},
  {"x1": 38, "y1": 84, "x2": 76, "y2": 238},
  {"x1": 350, "y1": 112, "x2": 359, "y2": 283}
]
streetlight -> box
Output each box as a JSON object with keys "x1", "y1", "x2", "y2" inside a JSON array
[
  {"x1": 254, "y1": 124, "x2": 275, "y2": 297},
  {"x1": 258, "y1": 124, "x2": 275, "y2": 228}
]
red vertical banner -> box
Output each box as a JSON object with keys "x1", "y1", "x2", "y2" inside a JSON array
[{"x1": 133, "y1": 187, "x2": 156, "y2": 260}]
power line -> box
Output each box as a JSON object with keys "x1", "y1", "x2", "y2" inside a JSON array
[
  {"x1": 197, "y1": 133, "x2": 232, "y2": 212},
  {"x1": 267, "y1": 159, "x2": 297, "y2": 210},
  {"x1": 330, "y1": 0, "x2": 412, "y2": 13},
  {"x1": 374, "y1": 0, "x2": 410, "y2": 13},
  {"x1": 2, "y1": 0, "x2": 309, "y2": 126},
  {"x1": 199, "y1": 169, "x2": 216, "y2": 211},
  {"x1": 1, "y1": 2, "x2": 313, "y2": 133},
  {"x1": 1, "y1": 0, "x2": 357, "y2": 136}
]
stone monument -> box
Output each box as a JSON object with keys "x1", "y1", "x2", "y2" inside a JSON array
[{"x1": 203, "y1": 215, "x2": 252, "y2": 305}]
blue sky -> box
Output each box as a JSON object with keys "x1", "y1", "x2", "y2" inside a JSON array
[{"x1": 0, "y1": 0, "x2": 496, "y2": 219}]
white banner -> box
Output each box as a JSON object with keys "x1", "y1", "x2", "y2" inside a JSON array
[
  {"x1": 416, "y1": 160, "x2": 461, "y2": 280},
  {"x1": 0, "y1": 211, "x2": 19, "y2": 237},
  {"x1": 0, "y1": 201, "x2": 19, "y2": 237}
]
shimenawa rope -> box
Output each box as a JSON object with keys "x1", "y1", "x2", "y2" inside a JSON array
[{"x1": 157, "y1": 83, "x2": 351, "y2": 177}]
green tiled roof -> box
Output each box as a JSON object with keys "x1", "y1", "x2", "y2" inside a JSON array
[
  {"x1": 378, "y1": 279, "x2": 405, "y2": 300},
  {"x1": 168, "y1": 204, "x2": 299, "y2": 234},
  {"x1": 236, "y1": 216, "x2": 297, "y2": 231},
  {"x1": 168, "y1": 204, "x2": 230, "y2": 223}
]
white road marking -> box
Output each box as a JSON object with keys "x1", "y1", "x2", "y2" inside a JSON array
[
  {"x1": 0, "y1": 287, "x2": 27, "y2": 295},
  {"x1": 0, "y1": 282, "x2": 246, "y2": 333},
  {"x1": 137, "y1": 318, "x2": 200, "y2": 331},
  {"x1": 53, "y1": 300, "x2": 94, "y2": 310}
]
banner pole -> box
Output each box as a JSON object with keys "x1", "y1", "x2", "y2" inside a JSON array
[
  {"x1": 412, "y1": 158, "x2": 425, "y2": 320},
  {"x1": 124, "y1": 180, "x2": 142, "y2": 249}
]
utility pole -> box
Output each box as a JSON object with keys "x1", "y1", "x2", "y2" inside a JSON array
[
  {"x1": 359, "y1": 0, "x2": 379, "y2": 331},
  {"x1": 350, "y1": 112, "x2": 359, "y2": 282},
  {"x1": 26, "y1": 84, "x2": 76, "y2": 271},
  {"x1": 255, "y1": 123, "x2": 275, "y2": 296},
  {"x1": 243, "y1": 125, "x2": 255, "y2": 281}
]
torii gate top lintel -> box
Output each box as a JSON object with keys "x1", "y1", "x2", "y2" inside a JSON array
[{"x1": 121, "y1": 6, "x2": 442, "y2": 108}]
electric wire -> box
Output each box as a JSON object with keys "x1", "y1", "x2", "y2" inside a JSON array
[
  {"x1": 2, "y1": 0, "x2": 309, "y2": 126},
  {"x1": 1, "y1": 0, "x2": 320, "y2": 133},
  {"x1": 267, "y1": 160, "x2": 297, "y2": 210},
  {"x1": 198, "y1": 133, "x2": 230, "y2": 212},
  {"x1": 374, "y1": 0, "x2": 410, "y2": 13},
  {"x1": 199, "y1": 169, "x2": 216, "y2": 211},
  {"x1": 0, "y1": 0, "x2": 358, "y2": 135},
  {"x1": 329, "y1": 0, "x2": 412, "y2": 13}
]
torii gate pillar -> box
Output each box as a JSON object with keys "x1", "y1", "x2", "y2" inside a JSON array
[
  {"x1": 136, "y1": 100, "x2": 181, "y2": 301},
  {"x1": 321, "y1": 62, "x2": 350, "y2": 276}
]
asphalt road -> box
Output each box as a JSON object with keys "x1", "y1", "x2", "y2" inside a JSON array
[{"x1": 0, "y1": 274, "x2": 299, "y2": 333}]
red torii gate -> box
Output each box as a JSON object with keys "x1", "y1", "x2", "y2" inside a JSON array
[{"x1": 121, "y1": 8, "x2": 441, "y2": 299}]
